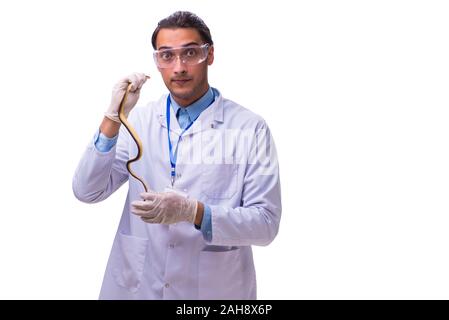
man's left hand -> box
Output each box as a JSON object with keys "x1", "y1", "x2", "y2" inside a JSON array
[{"x1": 131, "y1": 191, "x2": 198, "y2": 224}]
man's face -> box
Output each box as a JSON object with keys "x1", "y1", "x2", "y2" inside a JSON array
[{"x1": 155, "y1": 28, "x2": 214, "y2": 106}]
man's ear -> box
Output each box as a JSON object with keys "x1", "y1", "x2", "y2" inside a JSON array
[{"x1": 207, "y1": 45, "x2": 214, "y2": 65}]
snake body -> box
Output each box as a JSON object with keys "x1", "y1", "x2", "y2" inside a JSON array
[{"x1": 118, "y1": 83, "x2": 149, "y2": 193}]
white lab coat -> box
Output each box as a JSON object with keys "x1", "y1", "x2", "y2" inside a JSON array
[{"x1": 73, "y1": 90, "x2": 282, "y2": 299}]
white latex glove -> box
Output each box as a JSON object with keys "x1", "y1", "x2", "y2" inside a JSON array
[
  {"x1": 131, "y1": 191, "x2": 198, "y2": 224},
  {"x1": 104, "y1": 72, "x2": 149, "y2": 123}
]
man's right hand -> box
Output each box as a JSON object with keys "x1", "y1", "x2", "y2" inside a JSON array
[{"x1": 104, "y1": 72, "x2": 150, "y2": 123}]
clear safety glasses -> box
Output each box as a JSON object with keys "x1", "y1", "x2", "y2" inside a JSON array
[{"x1": 153, "y1": 43, "x2": 210, "y2": 69}]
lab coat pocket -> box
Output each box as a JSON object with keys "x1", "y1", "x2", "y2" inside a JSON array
[
  {"x1": 201, "y1": 164, "x2": 238, "y2": 199},
  {"x1": 198, "y1": 248, "x2": 244, "y2": 299},
  {"x1": 111, "y1": 232, "x2": 148, "y2": 293}
]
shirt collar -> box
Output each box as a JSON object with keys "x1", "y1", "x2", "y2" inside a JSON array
[{"x1": 170, "y1": 87, "x2": 215, "y2": 121}]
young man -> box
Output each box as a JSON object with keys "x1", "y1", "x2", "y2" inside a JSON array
[{"x1": 73, "y1": 11, "x2": 282, "y2": 299}]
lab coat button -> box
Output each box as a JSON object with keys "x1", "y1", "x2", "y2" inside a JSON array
[{"x1": 164, "y1": 283, "x2": 170, "y2": 288}]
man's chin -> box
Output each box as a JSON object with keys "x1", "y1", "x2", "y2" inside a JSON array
[{"x1": 170, "y1": 88, "x2": 194, "y2": 101}]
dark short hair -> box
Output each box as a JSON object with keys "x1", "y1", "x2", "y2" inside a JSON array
[{"x1": 151, "y1": 11, "x2": 213, "y2": 49}]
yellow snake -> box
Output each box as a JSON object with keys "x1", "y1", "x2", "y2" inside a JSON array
[{"x1": 118, "y1": 82, "x2": 149, "y2": 193}]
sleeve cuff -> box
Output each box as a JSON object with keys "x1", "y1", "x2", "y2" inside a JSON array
[
  {"x1": 195, "y1": 204, "x2": 212, "y2": 242},
  {"x1": 93, "y1": 129, "x2": 118, "y2": 153}
]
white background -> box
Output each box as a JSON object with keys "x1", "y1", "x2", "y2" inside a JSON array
[{"x1": 0, "y1": 0, "x2": 448, "y2": 299}]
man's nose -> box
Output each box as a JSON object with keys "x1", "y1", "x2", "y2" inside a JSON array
[{"x1": 173, "y1": 55, "x2": 187, "y2": 74}]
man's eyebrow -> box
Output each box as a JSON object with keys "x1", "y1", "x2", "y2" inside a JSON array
[{"x1": 157, "y1": 42, "x2": 200, "y2": 50}]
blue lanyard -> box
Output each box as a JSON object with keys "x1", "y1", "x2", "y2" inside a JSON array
[{"x1": 166, "y1": 95, "x2": 197, "y2": 186}]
